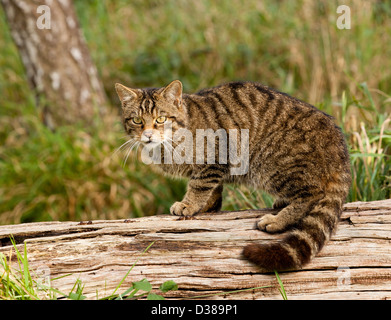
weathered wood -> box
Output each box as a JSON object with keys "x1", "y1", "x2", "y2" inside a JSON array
[{"x1": 1, "y1": 200, "x2": 391, "y2": 300}]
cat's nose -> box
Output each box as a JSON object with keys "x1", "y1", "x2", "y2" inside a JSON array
[{"x1": 143, "y1": 130, "x2": 153, "y2": 139}]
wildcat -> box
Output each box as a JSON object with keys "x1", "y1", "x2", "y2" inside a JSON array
[{"x1": 115, "y1": 80, "x2": 351, "y2": 272}]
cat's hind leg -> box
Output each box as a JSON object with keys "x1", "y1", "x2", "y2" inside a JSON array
[
  {"x1": 257, "y1": 202, "x2": 305, "y2": 233},
  {"x1": 257, "y1": 195, "x2": 322, "y2": 233}
]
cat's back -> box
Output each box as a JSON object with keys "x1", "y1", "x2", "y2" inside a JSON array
[
  {"x1": 193, "y1": 81, "x2": 323, "y2": 117},
  {"x1": 185, "y1": 81, "x2": 337, "y2": 137},
  {"x1": 185, "y1": 81, "x2": 349, "y2": 173}
]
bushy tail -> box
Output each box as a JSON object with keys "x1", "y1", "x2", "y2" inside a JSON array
[{"x1": 242, "y1": 197, "x2": 343, "y2": 272}]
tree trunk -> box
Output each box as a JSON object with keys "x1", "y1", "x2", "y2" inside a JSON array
[
  {"x1": 1, "y1": 0, "x2": 107, "y2": 128},
  {"x1": 1, "y1": 200, "x2": 390, "y2": 300}
]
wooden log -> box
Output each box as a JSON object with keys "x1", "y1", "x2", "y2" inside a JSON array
[{"x1": 1, "y1": 200, "x2": 391, "y2": 300}]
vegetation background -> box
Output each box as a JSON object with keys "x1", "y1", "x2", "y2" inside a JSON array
[{"x1": 0, "y1": 0, "x2": 390, "y2": 225}]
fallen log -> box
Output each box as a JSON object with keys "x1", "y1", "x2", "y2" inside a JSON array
[{"x1": 1, "y1": 199, "x2": 390, "y2": 300}]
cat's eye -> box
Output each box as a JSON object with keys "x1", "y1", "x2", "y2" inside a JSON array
[
  {"x1": 132, "y1": 117, "x2": 143, "y2": 124},
  {"x1": 156, "y1": 116, "x2": 167, "y2": 124}
]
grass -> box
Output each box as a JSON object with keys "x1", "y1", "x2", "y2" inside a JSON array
[
  {"x1": 0, "y1": 0, "x2": 390, "y2": 224},
  {"x1": 0, "y1": 106, "x2": 186, "y2": 224},
  {"x1": 347, "y1": 85, "x2": 391, "y2": 201},
  {"x1": 275, "y1": 271, "x2": 288, "y2": 300}
]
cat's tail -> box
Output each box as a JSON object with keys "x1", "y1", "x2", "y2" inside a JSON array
[{"x1": 242, "y1": 196, "x2": 344, "y2": 272}]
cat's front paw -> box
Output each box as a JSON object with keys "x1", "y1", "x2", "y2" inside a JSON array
[
  {"x1": 170, "y1": 202, "x2": 200, "y2": 216},
  {"x1": 257, "y1": 213, "x2": 286, "y2": 233}
]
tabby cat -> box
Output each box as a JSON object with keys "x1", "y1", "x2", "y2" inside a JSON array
[{"x1": 115, "y1": 80, "x2": 351, "y2": 272}]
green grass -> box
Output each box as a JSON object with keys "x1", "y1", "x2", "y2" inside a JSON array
[
  {"x1": 0, "y1": 0, "x2": 390, "y2": 224},
  {"x1": 0, "y1": 107, "x2": 186, "y2": 223},
  {"x1": 275, "y1": 271, "x2": 288, "y2": 300}
]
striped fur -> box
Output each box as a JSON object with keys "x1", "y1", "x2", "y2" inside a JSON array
[{"x1": 115, "y1": 80, "x2": 351, "y2": 272}]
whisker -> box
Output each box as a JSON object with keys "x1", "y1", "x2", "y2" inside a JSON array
[
  {"x1": 135, "y1": 141, "x2": 141, "y2": 160},
  {"x1": 122, "y1": 143, "x2": 133, "y2": 167},
  {"x1": 137, "y1": 141, "x2": 142, "y2": 151},
  {"x1": 163, "y1": 136, "x2": 177, "y2": 146},
  {"x1": 122, "y1": 140, "x2": 139, "y2": 167},
  {"x1": 163, "y1": 137, "x2": 180, "y2": 152},
  {"x1": 113, "y1": 137, "x2": 136, "y2": 157},
  {"x1": 163, "y1": 140, "x2": 181, "y2": 163}
]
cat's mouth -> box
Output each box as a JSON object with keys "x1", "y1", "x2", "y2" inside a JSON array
[
  {"x1": 141, "y1": 135, "x2": 174, "y2": 150},
  {"x1": 141, "y1": 138, "x2": 162, "y2": 148},
  {"x1": 140, "y1": 135, "x2": 159, "y2": 143},
  {"x1": 140, "y1": 129, "x2": 163, "y2": 145},
  {"x1": 144, "y1": 140, "x2": 159, "y2": 145}
]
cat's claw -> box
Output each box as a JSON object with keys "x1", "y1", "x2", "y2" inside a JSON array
[
  {"x1": 170, "y1": 201, "x2": 199, "y2": 216},
  {"x1": 257, "y1": 213, "x2": 286, "y2": 233}
]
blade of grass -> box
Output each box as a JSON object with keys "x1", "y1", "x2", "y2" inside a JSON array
[
  {"x1": 110, "y1": 241, "x2": 155, "y2": 297},
  {"x1": 3, "y1": 236, "x2": 39, "y2": 299},
  {"x1": 274, "y1": 270, "x2": 288, "y2": 300},
  {"x1": 22, "y1": 241, "x2": 32, "y2": 290}
]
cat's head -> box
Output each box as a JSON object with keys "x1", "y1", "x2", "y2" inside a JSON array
[{"x1": 115, "y1": 80, "x2": 186, "y2": 147}]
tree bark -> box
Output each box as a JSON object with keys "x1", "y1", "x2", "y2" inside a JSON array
[
  {"x1": 1, "y1": 200, "x2": 391, "y2": 300},
  {"x1": 1, "y1": 0, "x2": 107, "y2": 128}
]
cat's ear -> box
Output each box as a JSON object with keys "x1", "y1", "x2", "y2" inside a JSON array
[
  {"x1": 115, "y1": 83, "x2": 139, "y2": 106},
  {"x1": 160, "y1": 80, "x2": 183, "y2": 108}
]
